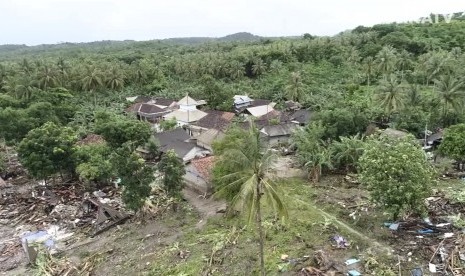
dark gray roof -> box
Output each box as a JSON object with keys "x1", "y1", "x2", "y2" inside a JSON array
[
  {"x1": 154, "y1": 128, "x2": 195, "y2": 158},
  {"x1": 194, "y1": 110, "x2": 235, "y2": 130},
  {"x1": 139, "y1": 103, "x2": 166, "y2": 114},
  {"x1": 290, "y1": 109, "x2": 312, "y2": 125}
]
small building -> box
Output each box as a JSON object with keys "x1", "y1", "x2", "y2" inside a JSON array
[
  {"x1": 163, "y1": 95, "x2": 208, "y2": 127},
  {"x1": 194, "y1": 129, "x2": 225, "y2": 151},
  {"x1": 260, "y1": 123, "x2": 298, "y2": 146},
  {"x1": 184, "y1": 156, "x2": 215, "y2": 194},
  {"x1": 154, "y1": 128, "x2": 208, "y2": 163}
]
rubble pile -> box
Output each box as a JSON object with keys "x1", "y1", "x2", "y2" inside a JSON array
[
  {"x1": 0, "y1": 177, "x2": 130, "y2": 273},
  {"x1": 384, "y1": 191, "x2": 465, "y2": 275}
]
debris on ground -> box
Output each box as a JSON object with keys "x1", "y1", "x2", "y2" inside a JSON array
[
  {"x1": 332, "y1": 235, "x2": 350, "y2": 248},
  {"x1": 0, "y1": 173, "x2": 131, "y2": 273}
]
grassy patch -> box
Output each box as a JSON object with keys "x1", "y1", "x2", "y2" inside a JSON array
[{"x1": 147, "y1": 177, "x2": 396, "y2": 275}]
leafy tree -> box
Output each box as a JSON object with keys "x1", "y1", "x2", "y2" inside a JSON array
[
  {"x1": 200, "y1": 75, "x2": 227, "y2": 110},
  {"x1": 439, "y1": 124, "x2": 465, "y2": 163},
  {"x1": 213, "y1": 124, "x2": 287, "y2": 276},
  {"x1": 94, "y1": 112, "x2": 151, "y2": 149},
  {"x1": 144, "y1": 137, "x2": 160, "y2": 160},
  {"x1": 158, "y1": 150, "x2": 186, "y2": 198},
  {"x1": 111, "y1": 146, "x2": 155, "y2": 211},
  {"x1": 159, "y1": 118, "x2": 177, "y2": 131},
  {"x1": 17, "y1": 122, "x2": 77, "y2": 182},
  {"x1": 359, "y1": 135, "x2": 435, "y2": 220},
  {"x1": 75, "y1": 143, "x2": 114, "y2": 186}
]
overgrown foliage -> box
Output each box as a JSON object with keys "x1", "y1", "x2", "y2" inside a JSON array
[
  {"x1": 439, "y1": 123, "x2": 465, "y2": 163},
  {"x1": 158, "y1": 150, "x2": 186, "y2": 199},
  {"x1": 111, "y1": 146, "x2": 155, "y2": 211},
  {"x1": 358, "y1": 135, "x2": 436, "y2": 220},
  {"x1": 75, "y1": 143, "x2": 114, "y2": 186},
  {"x1": 17, "y1": 122, "x2": 77, "y2": 182}
]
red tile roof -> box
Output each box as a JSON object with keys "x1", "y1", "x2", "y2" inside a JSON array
[{"x1": 191, "y1": 156, "x2": 215, "y2": 180}]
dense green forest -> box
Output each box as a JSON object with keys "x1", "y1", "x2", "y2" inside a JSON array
[{"x1": 2, "y1": 17, "x2": 465, "y2": 146}]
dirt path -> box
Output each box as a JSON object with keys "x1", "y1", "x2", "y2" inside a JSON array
[{"x1": 182, "y1": 189, "x2": 226, "y2": 228}]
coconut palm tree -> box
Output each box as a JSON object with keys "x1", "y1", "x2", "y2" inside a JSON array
[
  {"x1": 396, "y1": 50, "x2": 412, "y2": 80},
  {"x1": 362, "y1": 56, "x2": 375, "y2": 86},
  {"x1": 434, "y1": 74, "x2": 465, "y2": 125},
  {"x1": 376, "y1": 75, "x2": 405, "y2": 117},
  {"x1": 376, "y1": 46, "x2": 397, "y2": 79},
  {"x1": 56, "y1": 57, "x2": 69, "y2": 87},
  {"x1": 285, "y1": 71, "x2": 304, "y2": 102},
  {"x1": 105, "y1": 66, "x2": 125, "y2": 91},
  {"x1": 80, "y1": 65, "x2": 104, "y2": 104},
  {"x1": 252, "y1": 58, "x2": 266, "y2": 77},
  {"x1": 37, "y1": 65, "x2": 57, "y2": 90},
  {"x1": 80, "y1": 65, "x2": 103, "y2": 91},
  {"x1": 229, "y1": 60, "x2": 244, "y2": 80},
  {"x1": 406, "y1": 84, "x2": 422, "y2": 107},
  {"x1": 214, "y1": 124, "x2": 287, "y2": 276}
]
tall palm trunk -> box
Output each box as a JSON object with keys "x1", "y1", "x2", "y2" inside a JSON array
[{"x1": 256, "y1": 180, "x2": 265, "y2": 276}]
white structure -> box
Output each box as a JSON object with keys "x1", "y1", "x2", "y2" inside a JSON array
[{"x1": 163, "y1": 95, "x2": 207, "y2": 126}]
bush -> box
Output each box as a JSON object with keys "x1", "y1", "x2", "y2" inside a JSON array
[{"x1": 359, "y1": 135, "x2": 435, "y2": 220}]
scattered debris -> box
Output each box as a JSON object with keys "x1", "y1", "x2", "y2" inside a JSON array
[
  {"x1": 299, "y1": 266, "x2": 324, "y2": 276},
  {"x1": 384, "y1": 222, "x2": 400, "y2": 231},
  {"x1": 82, "y1": 198, "x2": 130, "y2": 237},
  {"x1": 332, "y1": 235, "x2": 349, "y2": 248},
  {"x1": 347, "y1": 269, "x2": 361, "y2": 276},
  {"x1": 411, "y1": 267, "x2": 423, "y2": 276},
  {"x1": 344, "y1": 258, "x2": 360, "y2": 266}
]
